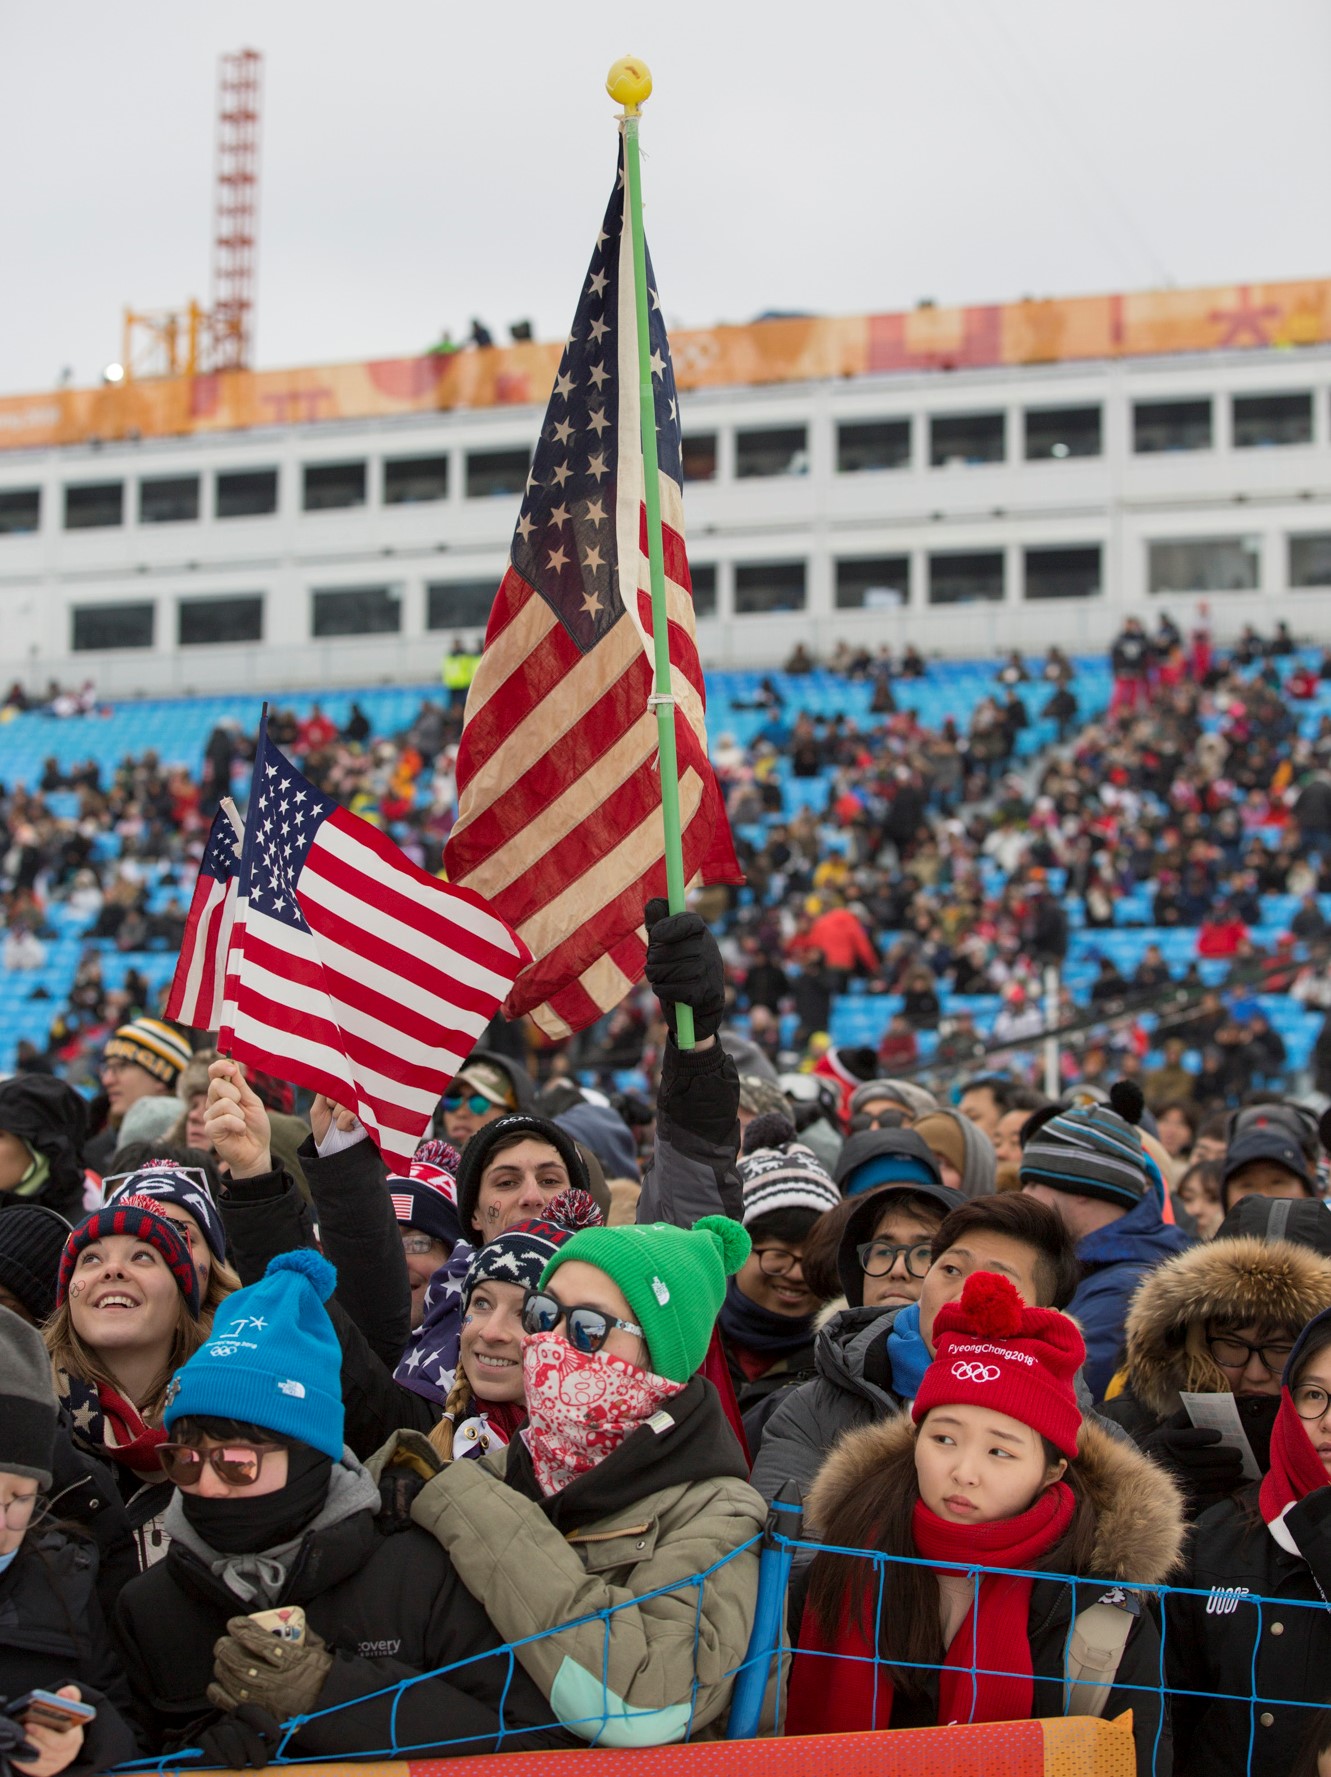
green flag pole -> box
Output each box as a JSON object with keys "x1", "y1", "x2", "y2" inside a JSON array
[{"x1": 609, "y1": 56, "x2": 695, "y2": 1050}]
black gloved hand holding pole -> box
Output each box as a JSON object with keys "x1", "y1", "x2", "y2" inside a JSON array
[{"x1": 644, "y1": 899, "x2": 725, "y2": 1043}]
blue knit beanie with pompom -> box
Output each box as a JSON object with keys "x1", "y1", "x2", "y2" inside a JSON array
[{"x1": 163, "y1": 1249, "x2": 344, "y2": 1458}]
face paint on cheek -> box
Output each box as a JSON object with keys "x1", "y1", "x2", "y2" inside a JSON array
[
  {"x1": 486, "y1": 1205, "x2": 501, "y2": 1223},
  {"x1": 69, "y1": 1279, "x2": 88, "y2": 1297}
]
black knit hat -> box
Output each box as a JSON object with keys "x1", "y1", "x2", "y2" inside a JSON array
[
  {"x1": 454, "y1": 1114, "x2": 592, "y2": 1241},
  {"x1": 0, "y1": 1204, "x2": 72, "y2": 1325},
  {"x1": 0, "y1": 1305, "x2": 58, "y2": 1487}
]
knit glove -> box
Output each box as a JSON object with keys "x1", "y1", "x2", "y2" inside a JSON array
[
  {"x1": 189, "y1": 1704, "x2": 285, "y2": 1770},
  {"x1": 1141, "y1": 1420, "x2": 1244, "y2": 1515},
  {"x1": 644, "y1": 899, "x2": 725, "y2": 1039},
  {"x1": 0, "y1": 1709, "x2": 39, "y2": 1771},
  {"x1": 209, "y1": 1617, "x2": 333, "y2": 1722}
]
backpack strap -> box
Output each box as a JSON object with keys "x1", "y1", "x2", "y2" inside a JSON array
[{"x1": 1062, "y1": 1590, "x2": 1139, "y2": 1718}]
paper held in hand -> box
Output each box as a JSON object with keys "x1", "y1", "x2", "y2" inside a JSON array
[{"x1": 1180, "y1": 1390, "x2": 1262, "y2": 1481}]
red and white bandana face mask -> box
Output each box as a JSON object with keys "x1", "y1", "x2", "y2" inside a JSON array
[{"x1": 521, "y1": 1333, "x2": 685, "y2": 1497}]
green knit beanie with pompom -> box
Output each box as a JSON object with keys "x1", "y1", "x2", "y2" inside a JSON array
[{"x1": 539, "y1": 1214, "x2": 750, "y2": 1382}]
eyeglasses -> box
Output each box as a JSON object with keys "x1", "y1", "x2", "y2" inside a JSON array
[
  {"x1": 0, "y1": 1492, "x2": 40, "y2": 1530},
  {"x1": 443, "y1": 1092, "x2": 496, "y2": 1116},
  {"x1": 857, "y1": 1239, "x2": 935, "y2": 1280},
  {"x1": 401, "y1": 1233, "x2": 443, "y2": 1257},
  {"x1": 159, "y1": 1442, "x2": 284, "y2": 1488},
  {"x1": 521, "y1": 1290, "x2": 644, "y2": 1355},
  {"x1": 753, "y1": 1247, "x2": 806, "y2": 1279},
  {"x1": 1293, "y1": 1383, "x2": 1331, "y2": 1421},
  {"x1": 1207, "y1": 1334, "x2": 1295, "y2": 1374}
]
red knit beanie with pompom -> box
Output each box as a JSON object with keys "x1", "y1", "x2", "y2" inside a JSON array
[{"x1": 912, "y1": 1270, "x2": 1085, "y2": 1458}]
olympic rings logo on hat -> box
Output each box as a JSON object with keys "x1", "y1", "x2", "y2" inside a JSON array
[{"x1": 951, "y1": 1360, "x2": 1001, "y2": 1383}]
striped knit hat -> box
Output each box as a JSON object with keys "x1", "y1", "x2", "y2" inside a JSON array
[
  {"x1": 1019, "y1": 1100, "x2": 1150, "y2": 1209},
  {"x1": 738, "y1": 1114, "x2": 840, "y2": 1226},
  {"x1": 57, "y1": 1195, "x2": 201, "y2": 1317},
  {"x1": 103, "y1": 1017, "x2": 192, "y2": 1087}
]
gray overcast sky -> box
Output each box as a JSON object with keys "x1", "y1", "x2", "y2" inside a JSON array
[{"x1": 5, "y1": 0, "x2": 1329, "y2": 396}]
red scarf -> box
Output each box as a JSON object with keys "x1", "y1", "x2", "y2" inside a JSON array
[
  {"x1": 786, "y1": 1481, "x2": 1075, "y2": 1736},
  {"x1": 1259, "y1": 1389, "x2": 1328, "y2": 1554}
]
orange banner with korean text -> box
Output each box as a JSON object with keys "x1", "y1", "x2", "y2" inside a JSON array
[{"x1": 4, "y1": 276, "x2": 1329, "y2": 453}]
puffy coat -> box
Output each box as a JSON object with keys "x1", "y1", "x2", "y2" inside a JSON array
[
  {"x1": 113, "y1": 1457, "x2": 572, "y2": 1761},
  {"x1": 0, "y1": 1529, "x2": 140, "y2": 1774},
  {"x1": 1104, "y1": 1235, "x2": 1331, "y2": 1429},
  {"x1": 408, "y1": 1373, "x2": 770, "y2": 1746},
  {"x1": 1069, "y1": 1191, "x2": 1192, "y2": 1401},
  {"x1": 804, "y1": 1412, "x2": 1186, "y2": 1776},
  {"x1": 1167, "y1": 1484, "x2": 1331, "y2": 1777},
  {"x1": 749, "y1": 1304, "x2": 902, "y2": 1505}
]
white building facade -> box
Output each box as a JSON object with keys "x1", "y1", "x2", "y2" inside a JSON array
[{"x1": 1, "y1": 338, "x2": 1330, "y2": 695}]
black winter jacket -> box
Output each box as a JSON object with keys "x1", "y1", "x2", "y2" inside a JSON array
[
  {"x1": 113, "y1": 1489, "x2": 574, "y2": 1761},
  {"x1": 0, "y1": 1531, "x2": 140, "y2": 1774},
  {"x1": 1167, "y1": 1484, "x2": 1331, "y2": 1777},
  {"x1": 217, "y1": 1156, "x2": 438, "y2": 1458}
]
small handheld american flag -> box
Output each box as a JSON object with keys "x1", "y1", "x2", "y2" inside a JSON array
[
  {"x1": 164, "y1": 804, "x2": 243, "y2": 1032},
  {"x1": 219, "y1": 720, "x2": 530, "y2": 1171}
]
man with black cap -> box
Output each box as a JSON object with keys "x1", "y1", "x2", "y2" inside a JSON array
[{"x1": 1221, "y1": 1123, "x2": 1318, "y2": 1215}]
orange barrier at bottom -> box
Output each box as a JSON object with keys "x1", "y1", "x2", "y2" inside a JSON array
[{"x1": 160, "y1": 1714, "x2": 1137, "y2": 1777}]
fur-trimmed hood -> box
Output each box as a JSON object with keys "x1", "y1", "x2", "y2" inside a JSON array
[
  {"x1": 1119, "y1": 1234, "x2": 1331, "y2": 1419},
  {"x1": 807, "y1": 1410, "x2": 1185, "y2": 1586}
]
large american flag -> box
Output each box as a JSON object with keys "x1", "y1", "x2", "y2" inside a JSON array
[
  {"x1": 164, "y1": 807, "x2": 242, "y2": 1031},
  {"x1": 443, "y1": 146, "x2": 740, "y2": 1039},
  {"x1": 218, "y1": 721, "x2": 530, "y2": 1170}
]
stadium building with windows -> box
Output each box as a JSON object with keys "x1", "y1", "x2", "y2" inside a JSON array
[{"x1": 1, "y1": 275, "x2": 1330, "y2": 695}]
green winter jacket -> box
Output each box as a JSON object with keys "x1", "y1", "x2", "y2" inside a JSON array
[{"x1": 405, "y1": 1373, "x2": 772, "y2": 1746}]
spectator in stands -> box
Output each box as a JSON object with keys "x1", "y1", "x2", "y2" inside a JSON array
[
  {"x1": 45, "y1": 1196, "x2": 209, "y2": 1572},
  {"x1": 912, "y1": 1107, "x2": 998, "y2": 1199},
  {"x1": 1168, "y1": 1302, "x2": 1331, "y2": 1777},
  {"x1": 1132, "y1": 942, "x2": 1173, "y2": 992},
  {"x1": 753, "y1": 1185, "x2": 1083, "y2": 1506},
  {"x1": 4, "y1": 919, "x2": 46, "y2": 972},
  {"x1": 438, "y1": 1053, "x2": 534, "y2": 1149},
  {"x1": 385, "y1": 1161, "x2": 460, "y2": 1332},
  {"x1": 0, "y1": 1308, "x2": 140, "y2": 1775},
  {"x1": 1175, "y1": 1156, "x2": 1225, "y2": 1238},
  {"x1": 403, "y1": 1215, "x2": 771, "y2": 1746},
  {"x1": 1154, "y1": 1098, "x2": 1199, "y2": 1162},
  {"x1": 87, "y1": 1018, "x2": 191, "y2": 1174},
  {"x1": 805, "y1": 893, "x2": 878, "y2": 984},
  {"x1": 1021, "y1": 1087, "x2": 1191, "y2": 1400},
  {"x1": 1222, "y1": 1125, "x2": 1318, "y2": 1214},
  {"x1": 114, "y1": 1251, "x2": 576, "y2": 1764},
  {"x1": 1101, "y1": 1229, "x2": 1331, "y2": 1517},
  {"x1": 718, "y1": 1117, "x2": 840, "y2": 1443},
  {"x1": 0, "y1": 1075, "x2": 91, "y2": 1224},
  {"x1": 1145, "y1": 1038, "x2": 1196, "y2": 1110},
  {"x1": 958, "y1": 1076, "x2": 1013, "y2": 1141},
  {"x1": 875, "y1": 1013, "x2": 918, "y2": 1074},
  {"x1": 992, "y1": 1089, "x2": 1051, "y2": 1175},
  {"x1": 787, "y1": 1272, "x2": 1180, "y2": 1765},
  {"x1": 1109, "y1": 616, "x2": 1153, "y2": 713},
  {"x1": 1291, "y1": 891, "x2": 1329, "y2": 942}
]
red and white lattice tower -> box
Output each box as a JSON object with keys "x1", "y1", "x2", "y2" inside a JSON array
[{"x1": 210, "y1": 49, "x2": 262, "y2": 372}]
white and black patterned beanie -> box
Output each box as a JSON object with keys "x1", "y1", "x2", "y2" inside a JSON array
[{"x1": 738, "y1": 1114, "x2": 841, "y2": 1227}]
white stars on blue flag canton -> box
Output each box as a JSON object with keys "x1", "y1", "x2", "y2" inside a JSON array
[
  {"x1": 200, "y1": 810, "x2": 242, "y2": 884},
  {"x1": 509, "y1": 145, "x2": 683, "y2": 656},
  {"x1": 238, "y1": 726, "x2": 336, "y2": 931}
]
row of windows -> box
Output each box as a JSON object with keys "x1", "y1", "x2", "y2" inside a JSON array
[
  {"x1": 2, "y1": 390, "x2": 1323, "y2": 540},
  {"x1": 64, "y1": 528, "x2": 1331, "y2": 650}
]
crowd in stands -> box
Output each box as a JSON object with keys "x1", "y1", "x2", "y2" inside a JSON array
[{"x1": 3, "y1": 620, "x2": 1331, "y2": 1772}]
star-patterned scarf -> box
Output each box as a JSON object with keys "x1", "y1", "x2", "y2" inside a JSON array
[
  {"x1": 59, "y1": 1368, "x2": 168, "y2": 1477},
  {"x1": 393, "y1": 1241, "x2": 475, "y2": 1405}
]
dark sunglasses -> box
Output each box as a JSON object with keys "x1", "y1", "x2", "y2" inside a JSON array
[
  {"x1": 443, "y1": 1092, "x2": 495, "y2": 1116},
  {"x1": 159, "y1": 1442, "x2": 284, "y2": 1488},
  {"x1": 521, "y1": 1289, "x2": 644, "y2": 1354}
]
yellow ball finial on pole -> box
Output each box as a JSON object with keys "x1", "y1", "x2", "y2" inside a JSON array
[{"x1": 606, "y1": 56, "x2": 652, "y2": 116}]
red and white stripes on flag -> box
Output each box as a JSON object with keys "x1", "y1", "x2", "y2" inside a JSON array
[
  {"x1": 219, "y1": 727, "x2": 529, "y2": 1171},
  {"x1": 443, "y1": 146, "x2": 740, "y2": 1040},
  {"x1": 164, "y1": 805, "x2": 242, "y2": 1031}
]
